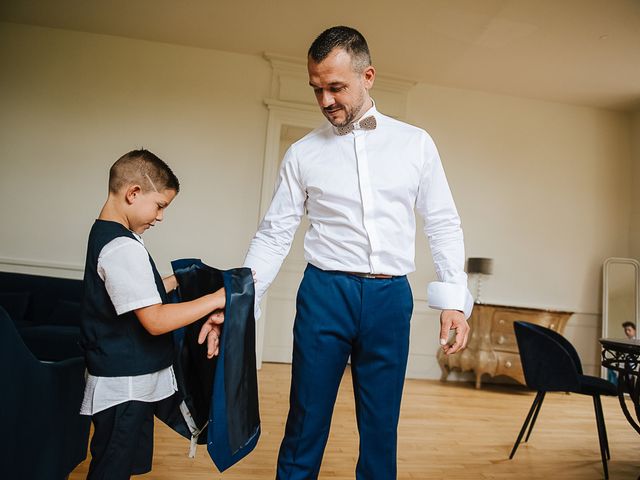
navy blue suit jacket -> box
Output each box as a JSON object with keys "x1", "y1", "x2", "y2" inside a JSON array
[{"x1": 156, "y1": 259, "x2": 260, "y2": 472}]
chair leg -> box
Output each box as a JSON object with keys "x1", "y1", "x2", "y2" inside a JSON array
[
  {"x1": 510, "y1": 391, "x2": 545, "y2": 459},
  {"x1": 594, "y1": 395, "x2": 610, "y2": 460},
  {"x1": 596, "y1": 395, "x2": 611, "y2": 460},
  {"x1": 592, "y1": 395, "x2": 609, "y2": 480},
  {"x1": 524, "y1": 391, "x2": 545, "y2": 443}
]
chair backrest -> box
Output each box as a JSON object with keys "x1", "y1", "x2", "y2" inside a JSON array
[
  {"x1": 0, "y1": 271, "x2": 83, "y2": 325},
  {"x1": 513, "y1": 321, "x2": 582, "y2": 392},
  {"x1": 0, "y1": 305, "x2": 39, "y2": 365},
  {"x1": 0, "y1": 305, "x2": 90, "y2": 477}
]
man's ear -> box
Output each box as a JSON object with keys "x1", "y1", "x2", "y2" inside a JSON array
[
  {"x1": 125, "y1": 185, "x2": 142, "y2": 205},
  {"x1": 363, "y1": 65, "x2": 376, "y2": 90}
]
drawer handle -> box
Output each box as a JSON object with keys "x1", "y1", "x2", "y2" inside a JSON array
[
  {"x1": 498, "y1": 335, "x2": 505, "y2": 344},
  {"x1": 498, "y1": 319, "x2": 505, "y2": 325},
  {"x1": 505, "y1": 361, "x2": 512, "y2": 368},
  {"x1": 550, "y1": 323, "x2": 555, "y2": 329}
]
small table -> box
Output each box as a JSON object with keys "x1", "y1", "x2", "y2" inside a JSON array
[{"x1": 600, "y1": 337, "x2": 640, "y2": 434}]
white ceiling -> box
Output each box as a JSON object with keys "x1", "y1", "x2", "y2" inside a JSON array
[{"x1": 2, "y1": 0, "x2": 639, "y2": 111}]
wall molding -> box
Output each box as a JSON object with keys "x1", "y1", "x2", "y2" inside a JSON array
[{"x1": 0, "y1": 256, "x2": 83, "y2": 273}]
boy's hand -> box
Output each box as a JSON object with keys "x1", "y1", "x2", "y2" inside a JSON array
[{"x1": 198, "y1": 309, "x2": 224, "y2": 358}]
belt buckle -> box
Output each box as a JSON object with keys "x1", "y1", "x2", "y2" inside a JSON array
[{"x1": 361, "y1": 273, "x2": 377, "y2": 279}]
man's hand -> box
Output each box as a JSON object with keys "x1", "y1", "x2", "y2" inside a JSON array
[
  {"x1": 439, "y1": 309, "x2": 469, "y2": 355},
  {"x1": 162, "y1": 274, "x2": 178, "y2": 293},
  {"x1": 198, "y1": 309, "x2": 224, "y2": 359}
]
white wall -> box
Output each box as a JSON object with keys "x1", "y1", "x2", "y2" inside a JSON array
[
  {"x1": 408, "y1": 85, "x2": 631, "y2": 311},
  {"x1": 0, "y1": 22, "x2": 270, "y2": 277},
  {"x1": 1, "y1": 22, "x2": 634, "y2": 378},
  {"x1": 405, "y1": 86, "x2": 631, "y2": 376}
]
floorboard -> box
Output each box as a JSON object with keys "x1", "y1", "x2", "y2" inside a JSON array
[{"x1": 70, "y1": 363, "x2": 640, "y2": 479}]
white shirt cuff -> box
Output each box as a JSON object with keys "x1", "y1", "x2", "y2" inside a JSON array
[{"x1": 427, "y1": 281, "x2": 474, "y2": 319}]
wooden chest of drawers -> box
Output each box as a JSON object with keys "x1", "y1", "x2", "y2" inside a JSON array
[{"x1": 437, "y1": 303, "x2": 572, "y2": 388}]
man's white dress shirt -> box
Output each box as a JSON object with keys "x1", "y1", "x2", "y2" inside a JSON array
[{"x1": 244, "y1": 103, "x2": 473, "y2": 318}]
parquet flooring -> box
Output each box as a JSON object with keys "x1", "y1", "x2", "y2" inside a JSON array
[{"x1": 69, "y1": 363, "x2": 640, "y2": 479}]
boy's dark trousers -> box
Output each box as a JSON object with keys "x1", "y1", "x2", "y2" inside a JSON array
[{"x1": 87, "y1": 400, "x2": 156, "y2": 480}]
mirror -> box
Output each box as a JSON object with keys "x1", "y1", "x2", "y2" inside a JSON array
[{"x1": 602, "y1": 257, "x2": 639, "y2": 343}]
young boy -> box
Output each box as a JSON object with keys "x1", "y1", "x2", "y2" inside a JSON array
[{"x1": 79, "y1": 149, "x2": 224, "y2": 479}]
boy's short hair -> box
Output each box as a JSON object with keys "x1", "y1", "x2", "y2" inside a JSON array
[
  {"x1": 622, "y1": 321, "x2": 636, "y2": 329},
  {"x1": 109, "y1": 149, "x2": 180, "y2": 194}
]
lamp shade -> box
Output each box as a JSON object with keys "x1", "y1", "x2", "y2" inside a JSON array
[{"x1": 466, "y1": 257, "x2": 494, "y2": 275}]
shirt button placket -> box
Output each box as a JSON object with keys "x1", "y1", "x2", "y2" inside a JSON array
[{"x1": 354, "y1": 131, "x2": 379, "y2": 272}]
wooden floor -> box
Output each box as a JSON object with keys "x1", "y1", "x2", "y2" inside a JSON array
[{"x1": 70, "y1": 363, "x2": 640, "y2": 479}]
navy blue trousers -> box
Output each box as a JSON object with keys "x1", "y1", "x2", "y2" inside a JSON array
[{"x1": 277, "y1": 264, "x2": 413, "y2": 480}]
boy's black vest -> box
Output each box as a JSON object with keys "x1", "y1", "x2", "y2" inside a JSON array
[{"x1": 80, "y1": 219, "x2": 173, "y2": 376}]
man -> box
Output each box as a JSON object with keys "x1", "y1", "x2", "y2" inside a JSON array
[
  {"x1": 244, "y1": 26, "x2": 473, "y2": 479},
  {"x1": 623, "y1": 321, "x2": 636, "y2": 339}
]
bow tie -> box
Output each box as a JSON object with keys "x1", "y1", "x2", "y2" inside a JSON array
[{"x1": 335, "y1": 115, "x2": 377, "y2": 136}]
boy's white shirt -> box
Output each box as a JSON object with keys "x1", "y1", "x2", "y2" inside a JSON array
[{"x1": 80, "y1": 234, "x2": 177, "y2": 416}]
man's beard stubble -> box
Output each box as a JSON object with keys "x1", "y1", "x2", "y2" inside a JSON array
[{"x1": 323, "y1": 92, "x2": 366, "y2": 128}]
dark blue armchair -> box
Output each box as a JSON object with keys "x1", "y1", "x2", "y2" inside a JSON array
[
  {"x1": 510, "y1": 321, "x2": 617, "y2": 479},
  {"x1": 0, "y1": 306, "x2": 90, "y2": 479}
]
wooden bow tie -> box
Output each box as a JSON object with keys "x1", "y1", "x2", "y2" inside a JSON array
[{"x1": 335, "y1": 115, "x2": 377, "y2": 136}]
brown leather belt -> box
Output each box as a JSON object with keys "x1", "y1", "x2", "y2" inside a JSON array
[{"x1": 346, "y1": 272, "x2": 394, "y2": 279}]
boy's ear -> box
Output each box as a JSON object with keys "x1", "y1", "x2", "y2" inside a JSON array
[{"x1": 125, "y1": 185, "x2": 142, "y2": 205}]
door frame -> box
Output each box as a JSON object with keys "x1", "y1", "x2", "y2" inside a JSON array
[{"x1": 255, "y1": 99, "x2": 322, "y2": 368}]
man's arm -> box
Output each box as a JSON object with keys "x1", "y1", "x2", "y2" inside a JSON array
[
  {"x1": 243, "y1": 146, "x2": 306, "y2": 318},
  {"x1": 416, "y1": 133, "x2": 473, "y2": 354}
]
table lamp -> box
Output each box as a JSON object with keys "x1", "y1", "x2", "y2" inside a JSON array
[{"x1": 466, "y1": 257, "x2": 494, "y2": 304}]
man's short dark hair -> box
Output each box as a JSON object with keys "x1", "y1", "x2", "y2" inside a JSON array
[
  {"x1": 622, "y1": 321, "x2": 636, "y2": 329},
  {"x1": 109, "y1": 149, "x2": 180, "y2": 194},
  {"x1": 308, "y1": 26, "x2": 371, "y2": 72}
]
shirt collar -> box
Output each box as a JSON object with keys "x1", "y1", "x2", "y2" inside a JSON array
[{"x1": 331, "y1": 98, "x2": 378, "y2": 135}]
